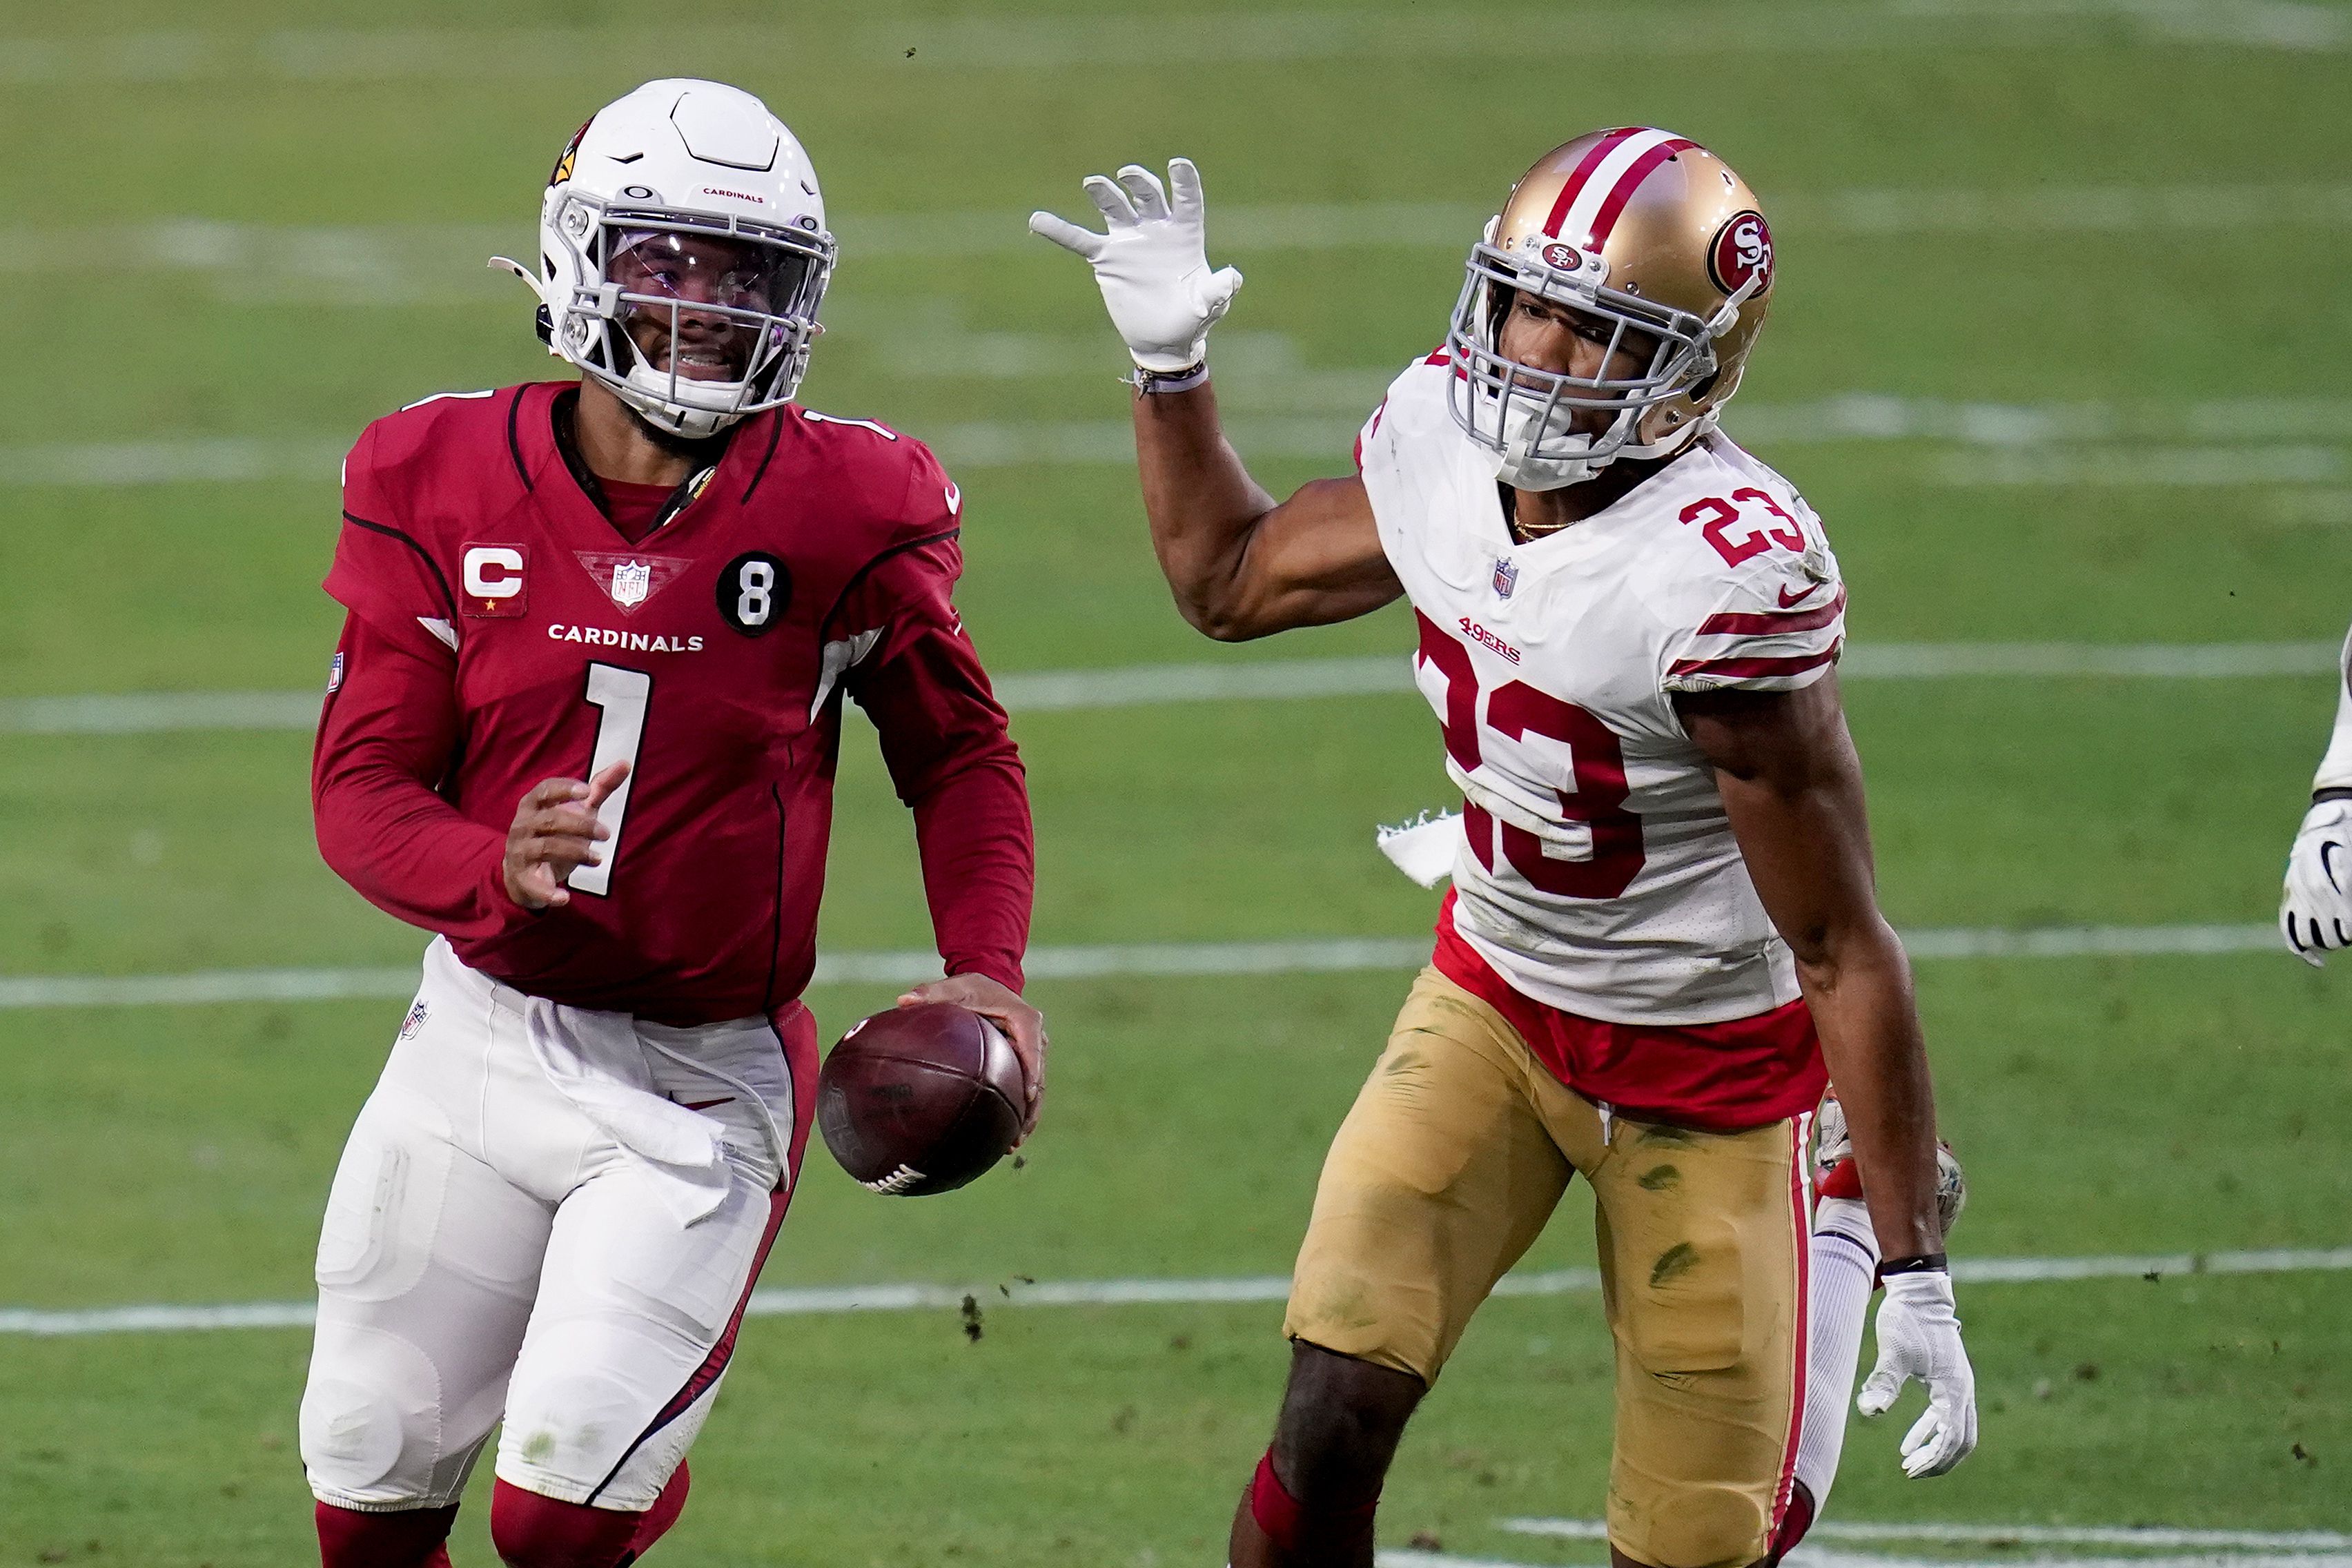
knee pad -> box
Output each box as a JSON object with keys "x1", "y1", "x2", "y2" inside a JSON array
[
  {"x1": 302, "y1": 1378, "x2": 411, "y2": 1498},
  {"x1": 301, "y1": 1326, "x2": 451, "y2": 1502},
  {"x1": 489, "y1": 1479, "x2": 641, "y2": 1568}
]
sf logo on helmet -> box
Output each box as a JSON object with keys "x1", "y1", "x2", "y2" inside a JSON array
[{"x1": 1707, "y1": 210, "x2": 1774, "y2": 296}]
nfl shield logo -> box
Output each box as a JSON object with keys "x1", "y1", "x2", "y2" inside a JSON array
[
  {"x1": 610, "y1": 559, "x2": 651, "y2": 608},
  {"x1": 1492, "y1": 556, "x2": 1518, "y2": 599}
]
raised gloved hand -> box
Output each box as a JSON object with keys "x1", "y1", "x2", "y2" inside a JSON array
[
  {"x1": 1857, "y1": 1268, "x2": 1978, "y2": 1478},
  {"x1": 2280, "y1": 795, "x2": 2352, "y2": 966},
  {"x1": 1030, "y1": 157, "x2": 1244, "y2": 373}
]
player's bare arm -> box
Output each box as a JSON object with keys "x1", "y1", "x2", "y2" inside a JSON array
[
  {"x1": 1675, "y1": 677, "x2": 1941, "y2": 1256},
  {"x1": 1032, "y1": 159, "x2": 1401, "y2": 640},
  {"x1": 1132, "y1": 386, "x2": 1396, "y2": 639},
  {"x1": 1678, "y1": 674, "x2": 1977, "y2": 1476}
]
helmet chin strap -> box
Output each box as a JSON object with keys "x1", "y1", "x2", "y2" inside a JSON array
[
  {"x1": 1493, "y1": 400, "x2": 1718, "y2": 492},
  {"x1": 616, "y1": 361, "x2": 750, "y2": 440},
  {"x1": 1493, "y1": 419, "x2": 1600, "y2": 491}
]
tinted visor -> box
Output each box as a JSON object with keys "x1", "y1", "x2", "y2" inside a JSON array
[
  {"x1": 611, "y1": 229, "x2": 801, "y2": 315},
  {"x1": 584, "y1": 212, "x2": 831, "y2": 405}
]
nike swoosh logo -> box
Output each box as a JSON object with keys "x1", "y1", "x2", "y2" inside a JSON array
[
  {"x1": 678, "y1": 1096, "x2": 733, "y2": 1112},
  {"x1": 943, "y1": 481, "x2": 961, "y2": 514},
  {"x1": 1778, "y1": 582, "x2": 1825, "y2": 608},
  {"x1": 2322, "y1": 839, "x2": 2342, "y2": 893}
]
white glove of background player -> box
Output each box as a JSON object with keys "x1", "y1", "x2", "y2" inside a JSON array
[
  {"x1": 1030, "y1": 157, "x2": 1243, "y2": 373},
  {"x1": 1857, "y1": 1269, "x2": 1978, "y2": 1478},
  {"x1": 2280, "y1": 796, "x2": 2352, "y2": 966}
]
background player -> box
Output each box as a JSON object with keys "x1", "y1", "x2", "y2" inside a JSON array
[
  {"x1": 2280, "y1": 620, "x2": 2352, "y2": 963},
  {"x1": 1035, "y1": 135, "x2": 1972, "y2": 1567},
  {"x1": 300, "y1": 79, "x2": 1041, "y2": 1568}
]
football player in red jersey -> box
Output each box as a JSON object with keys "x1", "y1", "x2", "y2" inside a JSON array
[{"x1": 299, "y1": 80, "x2": 1041, "y2": 1568}]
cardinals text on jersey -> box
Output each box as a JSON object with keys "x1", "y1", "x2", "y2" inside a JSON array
[{"x1": 315, "y1": 382, "x2": 1030, "y2": 1024}]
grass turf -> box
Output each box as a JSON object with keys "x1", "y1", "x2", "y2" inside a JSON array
[
  {"x1": 6, "y1": 1276, "x2": 2349, "y2": 1567},
  {"x1": 3, "y1": 0, "x2": 2351, "y2": 1558}
]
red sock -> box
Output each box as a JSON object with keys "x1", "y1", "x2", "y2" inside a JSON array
[
  {"x1": 1249, "y1": 1449, "x2": 1378, "y2": 1556},
  {"x1": 489, "y1": 1479, "x2": 643, "y2": 1568},
  {"x1": 624, "y1": 1462, "x2": 690, "y2": 1562},
  {"x1": 315, "y1": 1501, "x2": 458, "y2": 1568},
  {"x1": 1769, "y1": 1480, "x2": 1817, "y2": 1565}
]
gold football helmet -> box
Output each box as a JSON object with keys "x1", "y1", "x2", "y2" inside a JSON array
[{"x1": 1446, "y1": 127, "x2": 1776, "y2": 489}]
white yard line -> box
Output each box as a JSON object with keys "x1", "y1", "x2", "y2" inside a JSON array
[
  {"x1": 1808, "y1": 1525, "x2": 2352, "y2": 1550},
  {"x1": 0, "y1": 435, "x2": 349, "y2": 485},
  {"x1": 0, "y1": 923, "x2": 2290, "y2": 1012},
  {"x1": 1, "y1": 3, "x2": 2338, "y2": 87},
  {"x1": 1, "y1": 641, "x2": 2338, "y2": 738},
  {"x1": 1839, "y1": 643, "x2": 2340, "y2": 678},
  {"x1": 8, "y1": 186, "x2": 2351, "y2": 310},
  {"x1": 1950, "y1": 445, "x2": 2349, "y2": 487},
  {"x1": 1427, "y1": 1545, "x2": 2352, "y2": 1568},
  {"x1": 1498, "y1": 1522, "x2": 2352, "y2": 1568},
  {"x1": 5, "y1": 1246, "x2": 2346, "y2": 1337},
  {"x1": 1505, "y1": 1520, "x2": 2352, "y2": 1551},
  {"x1": 883, "y1": 3, "x2": 2350, "y2": 65},
  {"x1": 0, "y1": 689, "x2": 326, "y2": 734},
  {"x1": 5, "y1": 418, "x2": 2346, "y2": 487},
  {"x1": 1786, "y1": 1551, "x2": 2346, "y2": 1568}
]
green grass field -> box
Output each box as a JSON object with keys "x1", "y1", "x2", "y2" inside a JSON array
[{"x1": 4, "y1": 1, "x2": 2351, "y2": 1562}]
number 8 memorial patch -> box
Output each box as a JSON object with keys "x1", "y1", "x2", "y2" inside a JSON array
[{"x1": 718, "y1": 551, "x2": 790, "y2": 636}]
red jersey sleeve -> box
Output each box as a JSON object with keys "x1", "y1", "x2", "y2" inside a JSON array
[
  {"x1": 839, "y1": 453, "x2": 1032, "y2": 992},
  {"x1": 311, "y1": 610, "x2": 530, "y2": 943},
  {"x1": 324, "y1": 422, "x2": 461, "y2": 641}
]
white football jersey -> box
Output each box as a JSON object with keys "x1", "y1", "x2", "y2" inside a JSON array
[{"x1": 1359, "y1": 354, "x2": 1846, "y2": 1026}]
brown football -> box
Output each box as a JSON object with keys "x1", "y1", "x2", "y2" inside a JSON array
[{"x1": 816, "y1": 1002, "x2": 1024, "y2": 1197}]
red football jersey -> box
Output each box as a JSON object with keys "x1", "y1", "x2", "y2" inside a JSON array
[{"x1": 313, "y1": 382, "x2": 1032, "y2": 1025}]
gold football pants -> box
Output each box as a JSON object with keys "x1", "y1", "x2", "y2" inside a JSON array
[{"x1": 1284, "y1": 968, "x2": 1807, "y2": 1568}]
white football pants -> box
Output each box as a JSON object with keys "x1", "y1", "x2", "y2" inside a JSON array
[{"x1": 298, "y1": 938, "x2": 815, "y2": 1513}]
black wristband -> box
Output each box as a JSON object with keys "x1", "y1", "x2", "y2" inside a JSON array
[
  {"x1": 2315, "y1": 787, "x2": 2352, "y2": 804},
  {"x1": 1880, "y1": 1252, "x2": 1948, "y2": 1275}
]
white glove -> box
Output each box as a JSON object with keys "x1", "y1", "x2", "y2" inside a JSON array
[
  {"x1": 1857, "y1": 1269, "x2": 1977, "y2": 1478},
  {"x1": 2280, "y1": 796, "x2": 2352, "y2": 966},
  {"x1": 1029, "y1": 157, "x2": 1244, "y2": 373}
]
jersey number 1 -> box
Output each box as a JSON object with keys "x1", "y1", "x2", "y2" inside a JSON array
[{"x1": 566, "y1": 663, "x2": 651, "y2": 897}]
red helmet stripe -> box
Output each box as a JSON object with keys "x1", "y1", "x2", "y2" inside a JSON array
[
  {"x1": 1584, "y1": 136, "x2": 1699, "y2": 248},
  {"x1": 1541, "y1": 127, "x2": 1644, "y2": 238}
]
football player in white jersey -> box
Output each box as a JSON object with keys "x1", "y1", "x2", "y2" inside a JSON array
[
  {"x1": 1035, "y1": 130, "x2": 1975, "y2": 1568},
  {"x1": 2279, "y1": 622, "x2": 2352, "y2": 961}
]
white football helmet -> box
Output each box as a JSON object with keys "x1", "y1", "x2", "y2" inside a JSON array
[{"x1": 495, "y1": 79, "x2": 834, "y2": 440}]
